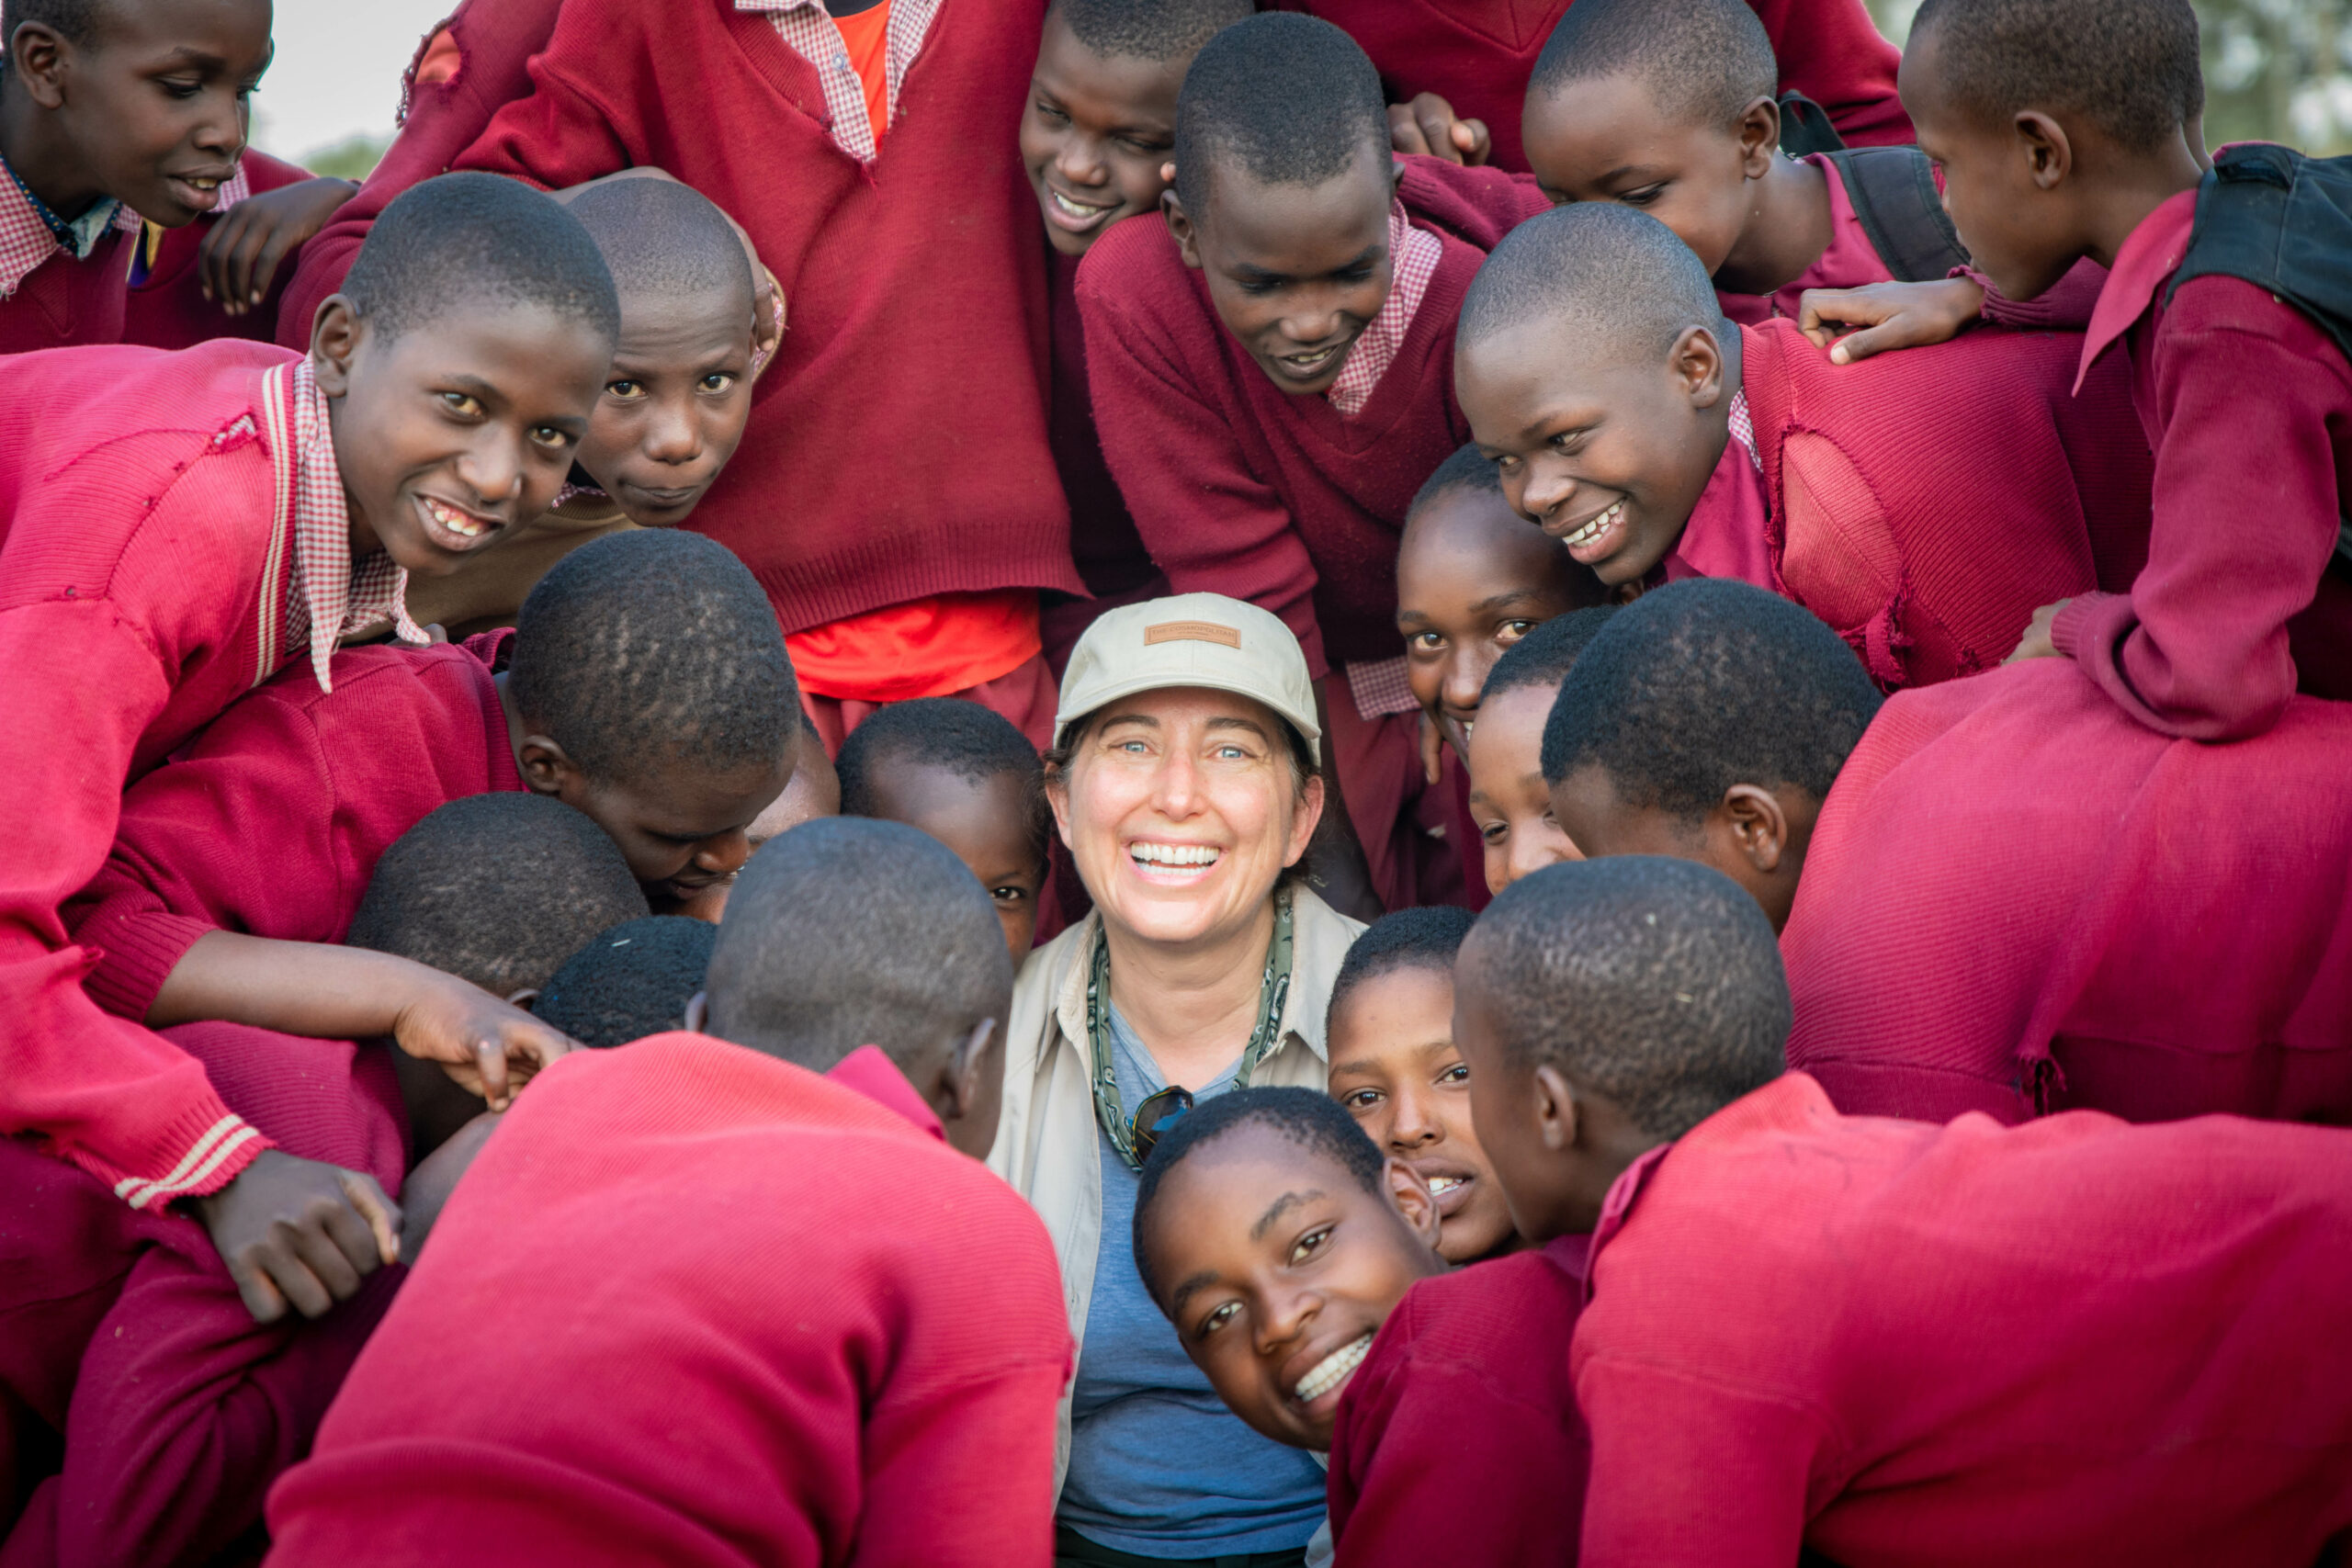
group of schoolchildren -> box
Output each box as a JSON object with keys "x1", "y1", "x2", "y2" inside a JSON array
[{"x1": 1, "y1": 0, "x2": 2348, "y2": 1558}]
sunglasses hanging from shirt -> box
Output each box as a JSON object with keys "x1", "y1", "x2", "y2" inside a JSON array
[{"x1": 1088, "y1": 887, "x2": 1296, "y2": 1170}]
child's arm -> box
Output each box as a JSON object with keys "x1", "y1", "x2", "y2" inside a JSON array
[
  {"x1": 150, "y1": 931, "x2": 574, "y2": 1111},
  {"x1": 1796, "y1": 261, "x2": 2109, "y2": 363}
]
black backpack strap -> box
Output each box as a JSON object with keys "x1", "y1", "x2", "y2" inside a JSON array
[
  {"x1": 1819, "y1": 146, "x2": 1973, "y2": 283},
  {"x1": 1776, "y1": 91, "x2": 1846, "y2": 157}
]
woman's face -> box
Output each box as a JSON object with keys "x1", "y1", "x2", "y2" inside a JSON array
[{"x1": 1050, "y1": 687, "x2": 1324, "y2": 952}]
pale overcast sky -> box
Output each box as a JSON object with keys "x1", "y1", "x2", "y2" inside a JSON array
[{"x1": 251, "y1": 0, "x2": 454, "y2": 164}]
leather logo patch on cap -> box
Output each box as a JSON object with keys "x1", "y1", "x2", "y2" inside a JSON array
[{"x1": 1144, "y1": 620, "x2": 1241, "y2": 649}]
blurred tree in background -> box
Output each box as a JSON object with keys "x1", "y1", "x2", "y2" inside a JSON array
[{"x1": 1868, "y1": 0, "x2": 2352, "y2": 152}]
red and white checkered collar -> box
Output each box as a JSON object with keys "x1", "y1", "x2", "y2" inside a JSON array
[
  {"x1": 1326, "y1": 197, "x2": 1443, "y2": 420},
  {"x1": 254, "y1": 357, "x2": 426, "y2": 692},
  {"x1": 736, "y1": 0, "x2": 946, "y2": 164},
  {"x1": 0, "y1": 158, "x2": 250, "y2": 297}
]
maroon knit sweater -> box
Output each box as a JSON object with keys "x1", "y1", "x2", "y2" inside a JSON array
[
  {"x1": 450, "y1": 0, "x2": 1084, "y2": 631},
  {"x1": 0, "y1": 228, "x2": 130, "y2": 354},
  {"x1": 1078, "y1": 156, "x2": 1546, "y2": 675}
]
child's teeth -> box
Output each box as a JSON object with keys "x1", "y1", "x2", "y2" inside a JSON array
[
  {"x1": 1051, "y1": 191, "x2": 1103, "y2": 220},
  {"x1": 1563, "y1": 500, "x2": 1623, "y2": 547},
  {"x1": 428, "y1": 499, "x2": 487, "y2": 538},
  {"x1": 1428, "y1": 1176, "x2": 1463, "y2": 1195},
  {"x1": 1292, "y1": 1333, "x2": 1374, "y2": 1403}
]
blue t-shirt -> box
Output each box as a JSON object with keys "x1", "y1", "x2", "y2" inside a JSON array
[{"x1": 1056, "y1": 1007, "x2": 1329, "y2": 1556}]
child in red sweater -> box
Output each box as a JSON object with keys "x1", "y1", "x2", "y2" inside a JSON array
[
  {"x1": 1542, "y1": 580, "x2": 2352, "y2": 1126},
  {"x1": 447, "y1": 0, "x2": 1088, "y2": 754},
  {"x1": 400, "y1": 177, "x2": 766, "y2": 637},
  {"x1": 1457, "y1": 854, "x2": 2352, "y2": 1566},
  {"x1": 1464, "y1": 608, "x2": 1616, "y2": 895},
  {"x1": 1454, "y1": 202, "x2": 2150, "y2": 690},
  {"x1": 1274, "y1": 0, "x2": 1913, "y2": 174},
  {"x1": 0, "y1": 794, "x2": 650, "y2": 1568},
  {"x1": 1082, "y1": 14, "x2": 1548, "y2": 910},
  {"x1": 1325, "y1": 907, "x2": 1522, "y2": 1264},
  {"x1": 1129, "y1": 1086, "x2": 1586, "y2": 1567},
  {"x1": 0, "y1": 172, "x2": 616, "y2": 1311},
  {"x1": 69, "y1": 529, "x2": 797, "y2": 1051},
  {"x1": 119, "y1": 148, "x2": 359, "y2": 350},
  {"x1": 1889, "y1": 0, "x2": 2350, "y2": 738},
  {"x1": 266, "y1": 818, "x2": 1072, "y2": 1566}
]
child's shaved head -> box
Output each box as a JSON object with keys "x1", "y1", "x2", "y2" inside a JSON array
[
  {"x1": 0, "y1": 0, "x2": 97, "y2": 48},
  {"x1": 511, "y1": 530, "x2": 797, "y2": 789},
  {"x1": 1911, "y1": 0, "x2": 2199, "y2": 151},
  {"x1": 1461, "y1": 857, "x2": 1788, "y2": 1139},
  {"x1": 1170, "y1": 13, "x2": 1385, "y2": 218},
  {"x1": 536, "y1": 916, "x2": 717, "y2": 1048},
  {"x1": 567, "y1": 177, "x2": 754, "y2": 310},
  {"x1": 1460, "y1": 203, "x2": 1728, "y2": 371},
  {"x1": 345, "y1": 795, "x2": 650, "y2": 999},
  {"x1": 1054, "y1": 0, "x2": 1250, "y2": 63},
  {"x1": 1529, "y1": 0, "x2": 1776, "y2": 130},
  {"x1": 341, "y1": 173, "x2": 620, "y2": 349}
]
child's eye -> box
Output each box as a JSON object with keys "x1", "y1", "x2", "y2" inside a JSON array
[
  {"x1": 1438, "y1": 1063, "x2": 1470, "y2": 1087},
  {"x1": 528, "y1": 425, "x2": 574, "y2": 451},
  {"x1": 1337, "y1": 265, "x2": 1374, "y2": 287},
  {"x1": 1199, "y1": 1301, "x2": 1240, "y2": 1337},
  {"x1": 1481, "y1": 821, "x2": 1507, "y2": 846},
  {"x1": 1239, "y1": 278, "x2": 1284, "y2": 297},
  {"x1": 440, "y1": 392, "x2": 483, "y2": 417},
  {"x1": 605, "y1": 379, "x2": 645, "y2": 400},
  {"x1": 1621, "y1": 184, "x2": 1668, "y2": 207},
  {"x1": 1289, "y1": 1225, "x2": 1332, "y2": 1266},
  {"x1": 1489, "y1": 453, "x2": 1521, "y2": 475},
  {"x1": 1340, "y1": 1088, "x2": 1383, "y2": 1111},
  {"x1": 1496, "y1": 619, "x2": 1535, "y2": 642},
  {"x1": 159, "y1": 77, "x2": 202, "y2": 99},
  {"x1": 990, "y1": 886, "x2": 1029, "y2": 906},
  {"x1": 1035, "y1": 99, "x2": 1069, "y2": 123},
  {"x1": 1118, "y1": 136, "x2": 1169, "y2": 154},
  {"x1": 1409, "y1": 631, "x2": 1444, "y2": 652},
  {"x1": 699, "y1": 373, "x2": 737, "y2": 394}
]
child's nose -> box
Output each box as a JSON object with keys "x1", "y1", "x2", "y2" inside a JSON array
[
  {"x1": 696, "y1": 831, "x2": 752, "y2": 877},
  {"x1": 1054, "y1": 137, "x2": 1106, "y2": 185},
  {"x1": 645, "y1": 403, "x2": 701, "y2": 465},
  {"x1": 1441, "y1": 652, "x2": 1484, "y2": 714}
]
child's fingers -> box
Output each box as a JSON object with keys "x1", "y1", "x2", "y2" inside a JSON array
[
  {"x1": 243, "y1": 225, "x2": 303, "y2": 308},
  {"x1": 285, "y1": 1212, "x2": 368, "y2": 1307},
  {"x1": 258, "y1": 1239, "x2": 336, "y2": 1320},
  {"x1": 225, "y1": 1253, "x2": 291, "y2": 1325},
  {"x1": 1825, "y1": 321, "x2": 1911, "y2": 366},
  {"x1": 473, "y1": 1036, "x2": 513, "y2": 1112},
  {"x1": 336, "y1": 1171, "x2": 406, "y2": 1269}
]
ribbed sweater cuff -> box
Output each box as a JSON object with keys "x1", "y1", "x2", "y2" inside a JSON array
[
  {"x1": 77, "y1": 1092, "x2": 274, "y2": 1211},
  {"x1": 81, "y1": 913, "x2": 215, "y2": 1021},
  {"x1": 2049, "y1": 592, "x2": 2121, "y2": 660}
]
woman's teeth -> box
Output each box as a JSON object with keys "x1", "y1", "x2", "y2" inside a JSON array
[
  {"x1": 425, "y1": 498, "x2": 491, "y2": 539},
  {"x1": 1131, "y1": 842, "x2": 1220, "y2": 868},
  {"x1": 1292, "y1": 1333, "x2": 1374, "y2": 1404},
  {"x1": 1560, "y1": 499, "x2": 1624, "y2": 548}
]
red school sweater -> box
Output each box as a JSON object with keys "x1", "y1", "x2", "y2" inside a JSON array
[
  {"x1": 1, "y1": 1022, "x2": 408, "y2": 1568},
  {"x1": 1273, "y1": 0, "x2": 1911, "y2": 175},
  {"x1": 1327, "y1": 1235, "x2": 1590, "y2": 1567},
  {"x1": 0, "y1": 226, "x2": 131, "y2": 355},
  {"x1": 275, "y1": 0, "x2": 569, "y2": 353},
  {"x1": 1779, "y1": 657, "x2": 2352, "y2": 1128},
  {"x1": 2047, "y1": 188, "x2": 2352, "y2": 739},
  {"x1": 119, "y1": 150, "x2": 322, "y2": 352},
  {"x1": 265, "y1": 1032, "x2": 1073, "y2": 1568},
  {"x1": 1079, "y1": 157, "x2": 1547, "y2": 676},
  {"x1": 1573, "y1": 1073, "x2": 2352, "y2": 1567},
  {"x1": 451, "y1": 0, "x2": 1085, "y2": 633},
  {"x1": 1736, "y1": 318, "x2": 2152, "y2": 689},
  {"x1": 0, "y1": 338, "x2": 329, "y2": 1207},
  {"x1": 64, "y1": 636, "x2": 522, "y2": 1025}
]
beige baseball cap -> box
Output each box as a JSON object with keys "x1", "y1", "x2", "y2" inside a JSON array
[{"x1": 1055, "y1": 592, "x2": 1321, "y2": 764}]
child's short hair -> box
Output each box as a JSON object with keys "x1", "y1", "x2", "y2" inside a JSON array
[
  {"x1": 703, "y1": 817, "x2": 1013, "y2": 1072},
  {"x1": 1053, "y1": 0, "x2": 1252, "y2": 62},
  {"x1": 342, "y1": 172, "x2": 620, "y2": 348},
  {"x1": 1539, "y1": 581, "x2": 1880, "y2": 815},
  {"x1": 534, "y1": 916, "x2": 718, "y2": 1048},
  {"x1": 1, "y1": 0, "x2": 96, "y2": 48},
  {"x1": 1171, "y1": 14, "x2": 1385, "y2": 218},
  {"x1": 1407, "y1": 444, "x2": 1506, "y2": 522},
  {"x1": 567, "y1": 178, "x2": 754, "y2": 309},
  {"x1": 344, "y1": 794, "x2": 650, "y2": 998},
  {"x1": 1327, "y1": 905, "x2": 1476, "y2": 1035},
  {"x1": 1911, "y1": 0, "x2": 2199, "y2": 152},
  {"x1": 1132, "y1": 1086, "x2": 1387, "y2": 1304},
  {"x1": 1460, "y1": 203, "x2": 1728, "y2": 370},
  {"x1": 1529, "y1": 0, "x2": 1777, "y2": 130},
  {"x1": 1468, "y1": 858, "x2": 1788, "y2": 1138},
  {"x1": 836, "y1": 698, "x2": 1048, "y2": 860},
  {"x1": 508, "y1": 530, "x2": 797, "y2": 787},
  {"x1": 1483, "y1": 605, "x2": 1622, "y2": 702}
]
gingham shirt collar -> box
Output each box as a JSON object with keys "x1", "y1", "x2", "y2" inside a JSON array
[
  {"x1": 1727, "y1": 387, "x2": 1762, "y2": 471},
  {"x1": 1326, "y1": 197, "x2": 1443, "y2": 419},
  {"x1": 261, "y1": 357, "x2": 426, "y2": 692},
  {"x1": 737, "y1": 0, "x2": 946, "y2": 164},
  {"x1": 0, "y1": 156, "x2": 254, "y2": 297}
]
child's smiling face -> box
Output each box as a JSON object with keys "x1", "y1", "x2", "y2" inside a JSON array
[
  {"x1": 1522, "y1": 73, "x2": 1767, "y2": 276},
  {"x1": 1468, "y1": 682, "x2": 1585, "y2": 894},
  {"x1": 1327, "y1": 964, "x2": 1523, "y2": 1263},
  {"x1": 1020, "y1": 11, "x2": 1184, "y2": 256},
  {"x1": 1141, "y1": 1122, "x2": 1444, "y2": 1451}
]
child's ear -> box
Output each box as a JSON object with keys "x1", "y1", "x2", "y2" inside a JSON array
[
  {"x1": 1714, "y1": 783, "x2": 1790, "y2": 875},
  {"x1": 311, "y1": 297, "x2": 365, "y2": 396},
  {"x1": 1532, "y1": 1063, "x2": 1582, "y2": 1153},
  {"x1": 2014, "y1": 110, "x2": 2074, "y2": 189},
  {"x1": 1163, "y1": 187, "x2": 1204, "y2": 269},
  {"x1": 514, "y1": 734, "x2": 586, "y2": 801},
  {"x1": 1736, "y1": 96, "x2": 1780, "y2": 177},
  {"x1": 1384, "y1": 1157, "x2": 1443, "y2": 1251},
  {"x1": 1670, "y1": 324, "x2": 1727, "y2": 410},
  {"x1": 7, "y1": 24, "x2": 71, "y2": 109},
  {"x1": 683, "y1": 991, "x2": 708, "y2": 1034}
]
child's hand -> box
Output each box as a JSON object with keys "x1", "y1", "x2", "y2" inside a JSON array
[
  {"x1": 390, "y1": 976, "x2": 578, "y2": 1112},
  {"x1": 2004, "y1": 600, "x2": 2069, "y2": 663},
  {"x1": 1797, "y1": 277, "x2": 1985, "y2": 364},
  {"x1": 195, "y1": 1146, "x2": 401, "y2": 1324},
  {"x1": 1387, "y1": 93, "x2": 1491, "y2": 166},
  {"x1": 397, "y1": 1110, "x2": 503, "y2": 1264},
  {"x1": 198, "y1": 177, "x2": 359, "y2": 316},
  {"x1": 1419, "y1": 708, "x2": 1445, "y2": 788}
]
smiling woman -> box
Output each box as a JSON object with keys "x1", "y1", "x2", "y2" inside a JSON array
[{"x1": 989, "y1": 593, "x2": 1366, "y2": 1567}]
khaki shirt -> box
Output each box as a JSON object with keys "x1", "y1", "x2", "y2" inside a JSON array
[{"x1": 988, "y1": 888, "x2": 1366, "y2": 1494}]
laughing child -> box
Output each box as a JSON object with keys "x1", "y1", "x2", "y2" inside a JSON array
[
  {"x1": 1465, "y1": 606, "x2": 1618, "y2": 894},
  {"x1": 1324, "y1": 907, "x2": 1521, "y2": 1264},
  {"x1": 0, "y1": 170, "x2": 615, "y2": 1317},
  {"x1": 1132, "y1": 1086, "x2": 1589, "y2": 1566}
]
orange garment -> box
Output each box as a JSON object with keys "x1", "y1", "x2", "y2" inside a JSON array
[
  {"x1": 833, "y1": 0, "x2": 894, "y2": 142},
  {"x1": 786, "y1": 586, "x2": 1043, "y2": 702}
]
